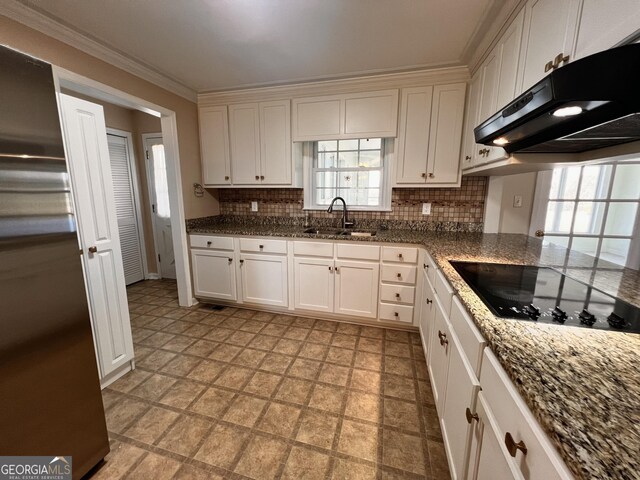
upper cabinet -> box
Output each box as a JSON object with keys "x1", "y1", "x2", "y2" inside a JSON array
[
  {"x1": 395, "y1": 83, "x2": 466, "y2": 187},
  {"x1": 200, "y1": 100, "x2": 292, "y2": 187},
  {"x1": 292, "y1": 89, "x2": 399, "y2": 141}
]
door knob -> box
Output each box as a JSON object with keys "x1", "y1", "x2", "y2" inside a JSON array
[{"x1": 88, "y1": 246, "x2": 98, "y2": 254}]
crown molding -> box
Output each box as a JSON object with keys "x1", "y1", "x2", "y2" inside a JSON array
[
  {"x1": 1, "y1": 0, "x2": 197, "y2": 102},
  {"x1": 198, "y1": 65, "x2": 470, "y2": 105}
]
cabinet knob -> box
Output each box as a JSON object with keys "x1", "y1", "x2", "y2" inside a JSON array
[
  {"x1": 88, "y1": 246, "x2": 98, "y2": 254},
  {"x1": 397, "y1": 253, "x2": 403, "y2": 259},
  {"x1": 259, "y1": 245, "x2": 264, "y2": 249},
  {"x1": 426, "y1": 298, "x2": 433, "y2": 305},
  {"x1": 544, "y1": 60, "x2": 554, "y2": 72},
  {"x1": 207, "y1": 241, "x2": 212, "y2": 246},
  {"x1": 465, "y1": 407, "x2": 479, "y2": 424},
  {"x1": 438, "y1": 330, "x2": 448, "y2": 346},
  {"x1": 421, "y1": 173, "x2": 427, "y2": 178},
  {"x1": 394, "y1": 312, "x2": 399, "y2": 317},
  {"x1": 228, "y1": 258, "x2": 233, "y2": 263},
  {"x1": 239, "y1": 259, "x2": 244, "y2": 264},
  {"x1": 428, "y1": 173, "x2": 434, "y2": 178},
  {"x1": 255, "y1": 175, "x2": 259, "y2": 180},
  {"x1": 395, "y1": 293, "x2": 401, "y2": 299},
  {"x1": 335, "y1": 267, "x2": 340, "y2": 273},
  {"x1": 396, "y1": 273, "x2": 402, "y2": 279},
  {"x1": 553, "y1": 52, "x2": 570, "y2": 68},
  {"x1": 504, "y1": 432, "x2": 528, "y2": 457},
  {"x1": 260, "y1": 175, "x2": 265, "y2": 180},
  {"x1": 329, "y1": 266, "x2": 333, "y2": 272},
  {"x1": 224, "y1": 175, "x2": 230, "y2": 181},
  {"x1": 465, "y1": 155, "x2": 471, "y2": 161}
]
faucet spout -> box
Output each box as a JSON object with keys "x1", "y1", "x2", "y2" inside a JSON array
[{"x1": 327, "y1": 196, "x2": 354, "y2": 229}]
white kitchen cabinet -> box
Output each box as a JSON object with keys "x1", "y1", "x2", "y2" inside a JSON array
[
  {"x1": 199, "y1": 105, "x2": 231, "y2": 186},
  {"x1": 418, "y1": 269, "x2": 436, "y2": 356},
  {"x1": 191, "y1": 249, "x2": 237, "y2": 301},
  {"x1": 428, "y1": 296, "x2": 451, "y2": 412},
  {"x1": 395, "y1": 83, "x2": 465, "y2": 186},
  {"x1": 240, "y1": 253, "x2": 288, "y2": 307},
  {"x1": 518, "y1": 0, "x2": 581, "y2": 92},
  {"x1": 294, "y1": 257, "x2": 334, "y2": 313},
  {"x1": 334, "y1": 260, "x2": 379, "y2": 318},
  {"x1": 574, "y1": 0, "x2": 640, "y2": 60},
  {"x1": 228, "y1": 103, "x2": 261, "y2": 184},
  {"x1": 292, "y1": 90, "x2": 399, "y2": 141},
  {"x1": 259, "y1": 100, "x2": 292, "y2": 185},
  {"x1": 461, "y1": 71, "x2": 482, "y2": 171}
]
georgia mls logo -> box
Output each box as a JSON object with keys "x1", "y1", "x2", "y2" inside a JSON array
[{"x1": 0, "y1": 456, "x2": 72, "y2": 480}]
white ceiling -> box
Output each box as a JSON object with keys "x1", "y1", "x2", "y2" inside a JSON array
[{"x1": 20, "y1": 0, "x2": 499, "y2": 94}]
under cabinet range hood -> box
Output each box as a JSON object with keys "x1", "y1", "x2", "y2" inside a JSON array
[{"x1": 475, "y1": 44, "x2": 640, "y2": 154}]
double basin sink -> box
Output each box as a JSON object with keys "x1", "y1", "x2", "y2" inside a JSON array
[{"x1": 302, "y1": 227, "x2": 377, "y2": 237}]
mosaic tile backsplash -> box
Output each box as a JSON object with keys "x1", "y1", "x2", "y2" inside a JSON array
[{"x1": 217, "y1": 177, "x2": 487, "y2": 226}]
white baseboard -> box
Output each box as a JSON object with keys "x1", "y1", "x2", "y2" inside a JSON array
[{"x1": 146, "y1": 273, "x2": 161, "y2": 280}]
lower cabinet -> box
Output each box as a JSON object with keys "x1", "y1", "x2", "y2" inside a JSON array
[
  {"x1": 293, "y1": 257, "x2": 334, "y2": 313},
  {"x1": 240, "y1": 253, "x2": 288, "y2": 307},
  {"x1": 191, "y1": 249, "x2": 237, "y2": 301},
  {"x1": 428, "y1": 295, "x2": 451, "y2": 412},
  {"x1": 418, "y1": 267, "x2": 436, "y2": 355}
]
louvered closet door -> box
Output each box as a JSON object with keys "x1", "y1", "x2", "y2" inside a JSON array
[{"x1": 107, "y1": 134, "x2": 145, "y2": 285}]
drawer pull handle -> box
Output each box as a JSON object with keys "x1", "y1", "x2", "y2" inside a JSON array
[
  {"x1": 259, "y1": 245, "x2": 264, "y2": 249},
  {"x1": 426, "y1": 298, "x2": 432, "y2": 305},
  {"x1": 438, "y1": 330, "x2": 448, "y2": 346},
  {"x1": 395, "y1": 293, "x2": 401, "y2": 299},
  {"x1": 394, "y1": 312, "x2": 399, "y2": 317},
  {"x1": 396, "y1": 273, "x2": 402, "y2": 279},
  {"x1": 544, "y1": 60, "x2": 554, "y2": 72},
  {"x1": 398, "y1": 253, "x2": 403, "y2": 259},
  {"x1": 465, "y1": 407, "x2": 479, "y2": 424},
  {"x1": 505, "y1": 432, "x2": 528, "y2": 457},
  {"x1": 207, "y1": 241, "x2": 212, "y2": 246}
]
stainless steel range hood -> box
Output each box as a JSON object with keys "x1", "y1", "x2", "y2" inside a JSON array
[{"x1": 474, "y1": 44, "x2": 640, "y2": 155}]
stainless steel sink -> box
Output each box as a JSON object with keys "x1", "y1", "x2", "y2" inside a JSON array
[
  {"x1": 302, "y1": 227, "x2": 376, "y2": 237},
  {"x1": 341, "y1": 230, "x2": 377, "y2": 237}
]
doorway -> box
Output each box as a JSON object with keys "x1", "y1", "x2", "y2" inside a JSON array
[{"x1": 143, "y1": 133, "x2": 176, "y2": 279}]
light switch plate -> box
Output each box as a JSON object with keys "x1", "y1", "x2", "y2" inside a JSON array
[
  {"x1": 513, "y1": 195, "x2": 523, "y2": 208},
  {"x1": 251, "y1": 201, "x2": 258, "y2": 212},
  {"x1": 422, "y1": 203, "x2": 431, "y2": 215}
]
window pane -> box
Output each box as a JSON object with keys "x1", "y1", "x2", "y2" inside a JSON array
[
  {"x1": 543, "y1": 235, "x2": 570, "y2": 248},
  {"x1": 611, "y1": 164, "x2": 640, "y2": 199},
  {"x1": 571, "y1": 237, "x2": 599, "y2": 257},
  {"x1": 549, "y1": 169, "x2": 562, "y2": 199},
  {"x1": 315, "y1": 188, "x2": 335, "y2": 205},
  {"x1": 338, "y1": 139, "x2": 359, "y2": 150},
  {"x1": 604, "y1": 202, "x2": 638, "y2": 236},
  {"x1": 338, "y1": 151, "x2": 359, "y2": 168},
  {"x1": 358, "y1": 150, "x2": 382, "y2": 168},
  {"x1": 545, "y1": 201, "x2": 575, "y2": 233},
  {"x1": 599, "y1": 238, "x2": 631, "y2": 266},
  {"x1": 573, "y1": 202, "x2": 605, "y2": 234},
  {"x1": 318, "y1": 140, "x2": 337, "y2": 152},
  {"x1": 360, "y1": 138, "x2": 381, "y2": 150},
  {"x1": 315, "y1": 171, "x2": 337, "y2": 189},
  {"x1": 152, "y1": 144, "x2": 170, "y2": 218},
  {"x1": 560, "y1": 166, "x2": 581, "y2": 199},
  {"x1": 356, "y1": 170, "x2": 381, "y2": 189},
  {"x1": 579, "y1": 164, "x2": 612, "y2": 199},
  {"x1": 316, "y1": 151, "x2": 337, "y2": 168}
]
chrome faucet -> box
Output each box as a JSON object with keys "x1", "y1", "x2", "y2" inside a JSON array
[{"x1": 327, "y1": 196, "x2": 354, "y2": 229}]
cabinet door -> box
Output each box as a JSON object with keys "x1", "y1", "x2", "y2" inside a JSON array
[
  {"x1": 240, "y1": 254, "x2": 288, "y2": 307},
  {"x1": 473, "y1": 51, "x2": 501, "y2": 166},
  {"x1": 229, "y1": 103, "x2": 261, "y2": 184},
  {"x1": 519, "y1": 0, "x2": 581, "y2": 92},
  {"x1": 191, "y1": 250, "x2": 237, "y2": 301},
  {"x1": 293, "y1": 257, "x2": 334, "y2": 313},
  {"x1": 427, "y1": 296, "x2": 451, "y2": 413},
  {"x1": 292, "y1": 95, "x2": 342, "y2": 141},
  {"x1": 259, "y1": 100, "x2": 292, "y2": 185},
  {"x1": 426, "y1": 83, "x2": 466, "y2": 185},
  {"x1": 418, "y1": 272, "x2": 436, "y2": 355},
  {"x1": 334, "y1": 260, "x2": 380, "y2": 318},
  {"x1": 441, "y1": 333, "x2": 481, "y2": 480},
  {"x1": 396, "y1": 86, "x2": 433, "y2": 184},
  {"x1": 461, "y1": 72, "x2": 482, "y2": 171},
  {"x1": 343, "y1": 90, "x2": 399, "y2": 138},
  {"x1": 574, "y1": 0, "x2": 640, "y2": 60},
  {"x1": 199, "y1": 105, "x2": 231, "y2": 186}
]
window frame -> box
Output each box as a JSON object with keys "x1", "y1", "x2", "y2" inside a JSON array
[{"x1": 302, "y1": 138, "x2": 393, "y2": 212}]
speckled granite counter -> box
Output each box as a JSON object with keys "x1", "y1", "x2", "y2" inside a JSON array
[{"x1": 187, "y1": 218, "x2": 640, "y2": 480}]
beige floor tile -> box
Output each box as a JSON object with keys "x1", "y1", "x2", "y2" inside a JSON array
[
  {"x1": 189, "y1": 387, "x2": 235, "y2": 419},
  {"x1": 234, "y1": 348, "x2": 267, "y2": 368},
  {"x1": 159, "y1": 380, "x2": 206, "y2": 409},
  {"x1": 234, "y1": 309, "x2": 257, "y2": 319},
  {"x1": 226, "y1": 330, "x2": 257, "y2": 347},
  {"x1": 183, "y1": 339, "x2": 218, "y2": 358},
  {"x1": 331, "y1": 458, "x2": 378, "y2": 480},
  {"x1": 292, "y1": 317, "x2": 315, "y2": 328},
  {"x1": 223, "y1": 394, "x2": 267, "y2": 427},
  {"x1": 253, "y1": 311, "x2": 275, "y2": 322},
  {"x1": 262, "y1": 323, "x2": 288, "y2": 336},
  {"x1": 314, "y1": 319, "x2": 338, "y2": 332},
  {"x1": 326, "y1": 347, "x2": 355, "y2": 366},
  {"x1": 106, "y1": 369, "x2": 151, "y2": 394},
  {"x1": 173, "y1": 464, "x2": 222, "y2": 480},
  {"x1": 105, "y1": 397, "x2": 149, "y2": 434},
  {"x1": 423, "y1": 404, "x2": 443, "y2": 440},
  {"x1": 358, "y1": 338, "x2": 383, "y2": 353},
  {"x1": 163, "y1": 321, "x2": 192, "y2": 334},
  {"x1": 187, "y1": 359, "x2": 225, "y2": 383},
  {"x1": 275, "y1": 377, "x2": 312, "y2": 404},
  {"x1": 298, "y1": 342, "x2": 329, "y2": 360},
  {"x1": 101, "y1": 390, "x2": 122, "y2": 410},
  {"x1": 350, "y1": 369, "x2": 381, "y2": 393},
  {"x1": 127, "y1": 452, "x2": 181, "y2": 480},
  {"x1": 194, "y1": 423, "x2": 248, "y2": 469},
  {"x1": 428, "y1": 438, "x2": 451, "y2": 479},
  {"x1": 337, "y1": 323, "x2": 361, "y2": 336},
  {"x1": 161, "y1": 354, "x2": 201, "y2": 376},
  {"x1": 332, "y1": 334, "x2": 357, "y2": 349},
  {"x1": 307, "y1": 330, "x2": 333, "y2": 344},
  {"x1": 337, "y1": 419, "x2": 379, "y2": 462},
  {"x1": 124, "y1": 406, "x2": 180, "y2": 444},
  {"x1": 161, "y1": 335, "x2": 196, "y2": 352},
  {"x1": 130, "y1": 373, "x2": 177, "y2": 401},
  {"x1": 257, "y1": 402, "x2": 301, "y2": 438},
  {"x1": 281, "y1": 446, "x2": 330, "y2": 480},
  {"x1": 139, "y1": 332, "x2": 176, "y2": 348},
  {"x1": 318, "y1": 364, "x2": 350, "y2": 387},
  {"x1": 156, "y1": 414, "x2": 212, "y2": 457},
  {"x1": 296, "y1": 410, "x2": 338, "y2": 449},
  {"x1": 345, "y1": 392, "x2": 381, "y2": 423},
  {"x1": 239, "y1": 319, "x2": 266, "y2": 333},
  {"x1": 386, "y1": 330, "x2": 410, "y2": 343},
  {"x1": 260, "y1": 352, "x2": 293, "y2": 374},
  {"x1": 382, "y1": 429, "x2": 425, "y2": 475},
  {"x1": 248, "y1": 334, "x2": 280, "y2": 351},
  {"x1": 283, "y1": 326, "x2": 310, "y2": 340},
  {"x1": 182, "y1": 324, "x2": 213, "y2": 338},
  {"x1": 203, "y1": 327, "x2": 234, "y2": 342},
  {"x1": 90, "y1": 441, "x2": 146, "y2": 479},
  {"x1": 214, "y1": 365, "x2": 254, "y2": 390},
  {"x1": 384, "y1": 340, "x2": 411, "y2": 358},
  {"x1": 383, "y1": 374, "x2": 417, "y2": 401},
  {"x1": 360, "y1": 326, "x2": 384, "y2": 339},
  {"x1": 208, "y1": 343, "x2": 242, "y2": 362},
  {"x1": 273, "y1": 338, "x2": 303, "y2": 356},
  {"x1": 288, "y1": 358, "x2": 321, "y2": 380},
  {"x1": 384, "y1": 357, "x2": 414, "y2": 377},
  {"x1": 354, "y1": 351, "x2": 383, "y2": 371},
  {"x1": 384, "y1": 398, "x2": 420, "y2": 432},
  {"x1": 308, "y1": 384, "x2": 345, "y2": 414},
  {"x1": 244, "y1": 371, "x2": 283, "y2": 397},
  {"x1": 234, "y1": 434, "x2": 288, "y2": 480},
  {"x1": 137, "y1": 350, "x2": 177, "y2": 370}
]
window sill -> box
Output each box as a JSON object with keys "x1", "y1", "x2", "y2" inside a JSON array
[{"x1": 303, "y1": 206, "x2": 392, "y2": 213}]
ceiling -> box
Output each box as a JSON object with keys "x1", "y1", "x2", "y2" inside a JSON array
[{"x1": 18, "y1": 0, "x2": 499, "y2": 95}]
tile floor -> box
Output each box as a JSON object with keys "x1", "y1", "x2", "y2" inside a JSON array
[{"x1": 89, "y1": 279, "x2": 451, "y2": 480}]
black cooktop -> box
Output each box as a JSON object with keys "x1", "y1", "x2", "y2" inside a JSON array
[{"x1": 450, "y1": 261, "x2": 640, "y2": 334}]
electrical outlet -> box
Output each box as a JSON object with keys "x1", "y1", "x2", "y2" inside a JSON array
[
  {"x1": 422, "y1": 203, "x2": 431, "y2": 215},
  {"x1": 513, "y1": 195, "x2": 523, "y2": 208},
  {"x1": 251, "y1": 201, "x2": 258, "y2": 212}
]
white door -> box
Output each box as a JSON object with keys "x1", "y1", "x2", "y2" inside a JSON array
[
  {"x1": 144, "y1": 134, "x2": 176, "y2": 279},
  {"x1": 228, "y1": 103, "x2": 261, "y2": 184},
  {"x1": 191, "y1": 250, "x2": 237, "y2": 301},
  {"x1": 240, "y1": 254, "x2": 288, "y2": 307},
  {"x1": 259, "y1": 100, "x2": 291, "y2": 185},
  {"x1": 334, "y1": 260, "x2": 379, "y2": 318},
  {"x1": 294, "y1": 257, "x2": 334, "y2": 313},
  {"x1": 60, "y1": 94, "x2": 133, "y2": 379},
  {"x1": 107, "y1": 132, "x2": 145, "y2": 285}
]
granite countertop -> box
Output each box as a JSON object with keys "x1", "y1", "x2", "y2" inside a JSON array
[{"x1": 187, "y1": 217, "x2": 640, "y2": 480}]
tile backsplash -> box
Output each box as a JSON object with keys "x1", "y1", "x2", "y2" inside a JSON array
[{"x1": 218, "y1": 176, "x2": 487, "y2": 225}]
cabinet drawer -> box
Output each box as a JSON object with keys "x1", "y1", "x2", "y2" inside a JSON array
[
  {"x1": 294, "y1": 241, "x2": 334, "y2": 258},
  {"x1": 380, "y1": 284, "x2": 415, "y2": 305},
  {"x1": 190, "y1": 235, "x2": 234, "y2": 250},
  {"x1": 480, "y1": 349, "x2": 573, "y2": 480},
  {"x1": 336, "y1": 243, "x2": 380, "y2": 261},
  {"x1": 239, "y1": 238, "x2": 287, "y2": 254},
  {"x1": 449, "y1": 296, "x2": 486, "y2": 377},
  {"x1": 382, "y1": 246, "x2": 418, "y2": 263},
  {"x1": 434, "y1": 269, "x2": 454, "y2": 317},
  {"x1": 381, "y1": 264, "x2": 417, "y2": 285},
  {"x1": 379, "y1": 303, "x2": 414, "y2": 324}
]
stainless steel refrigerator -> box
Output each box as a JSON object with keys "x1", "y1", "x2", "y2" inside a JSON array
[{"x1": 0, "y1": 45, "x2": 110, "y2": 478}]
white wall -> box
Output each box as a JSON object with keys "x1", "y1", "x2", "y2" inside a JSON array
[{"x1": 484, "y1": 172, "x2": 537, "y2": 234}]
